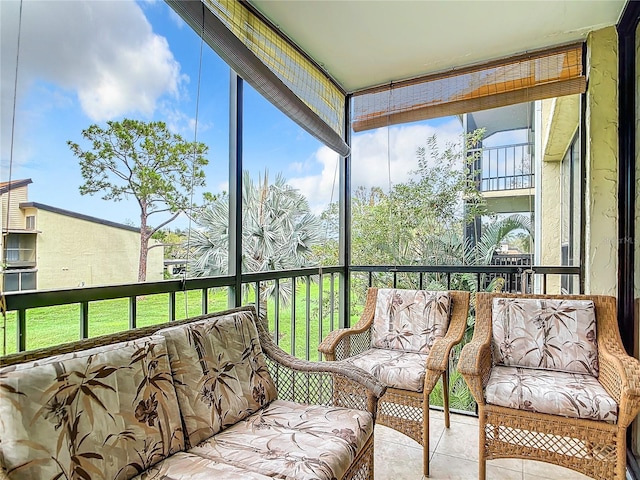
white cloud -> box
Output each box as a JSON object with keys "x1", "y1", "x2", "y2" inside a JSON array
[
  {"x1": 1, "y1": 0, "x2": 184, "y2": 145},
  {"x1": 288, "y1": 119, "x2": 463, "y2": 215}
]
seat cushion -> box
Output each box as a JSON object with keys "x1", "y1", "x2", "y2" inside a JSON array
[
  {"x1": 131, "y1": 452, "x2": 273, "y2": 480},
  {"x1": 157, "y1": 310, "x2": 277, "y2": 447},
  {"x1": 0, "y1": 335, "x2": 185, "y2": 480},
  {"x1": 491, "y1": 297, "x2": 598, "y2": 376},
  {"x1": 346, "y1": 347, "x2": 428, "y2": 392},
  {"x1": 188, "y1": 399, "x2": 374, "y2": 480},
  {"x1": 485, "y1": 365, "x2": 617, "y2": 422},
  {"x1": 371, "y1": 289, "x2": 450, "y2": 354}
]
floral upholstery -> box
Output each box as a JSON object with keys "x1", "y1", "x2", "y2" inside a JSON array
[
  {"x1": 371, "y1": 289, "x2": 450, "y2": 353},
  {"x1": 491, "y1": 297, "x2": 598, "y2": 376},
  {"x1": 485, "y1": 365, "x2": 617, "y2": 422},
  {"x1": 157, "y1": 311, "x2": 277, "y2": 447},
  {"x1": 132, "y1": 452, "x2": 273, "y2": 480},
  {"x1": 346, "y1": 348, "x2": 428, "y2": 392},
  {"x1": 0, "y1": 335, "x2": 185, "y2": 480},
  {"x1": 188, "y1": 399, "x2": 374, "y2": 480}
]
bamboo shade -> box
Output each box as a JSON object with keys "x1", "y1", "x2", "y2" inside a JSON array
[
  {"x1": 167, "y1": 0, "x2": 349, "y2": 156},
  {"x1": 352, "y1": 43, "x2": 585, "y2": 132}
]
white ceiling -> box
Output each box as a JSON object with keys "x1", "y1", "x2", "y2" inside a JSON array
[{"x1": 249, "y1": 0, "x2": 628, "y2": 94}]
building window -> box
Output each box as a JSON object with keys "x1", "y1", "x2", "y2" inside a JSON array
[
  {"x1": 26, "y1": 215, "x2": 36, "y2": 230},
  {"x1": 4, "y1": 233, "x2": 36, "y2": 266},
  {"x1": 3, "y1": 269, "x2": 37, "y2": 292}
]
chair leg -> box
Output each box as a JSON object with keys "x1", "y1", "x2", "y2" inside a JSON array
[
  {"x1": 478, "y1": 408, "x2": 487, "y2": 480},
  {"x1": 423, "y1": 392, "x2": 430, "y2": 476},
  {"x1": 442, "y1": 367, "x2": 450, "y2": 429}
]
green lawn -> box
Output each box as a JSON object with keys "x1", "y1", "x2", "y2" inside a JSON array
[{"x1": 0, "y1": 280, "x2": 350, "y2": 358}]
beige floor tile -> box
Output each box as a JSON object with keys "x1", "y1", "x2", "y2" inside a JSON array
[
  {"x1": 523, "y1": 460, "x2": 591, "y2": 479},
  {"x1": 375, "y1": 433, "x2": 424, "y2": 480},
  {"x1": 433, "y1": 419, "x2": 479, "y2": 461},
  {"x1": 374, "y1": 417, "x2": 446, "y2": 454},
  {"x1": 489, "y1": 458, "x2": 524, "y2": 473},
  {"x1": 427, "y1": 453, "x2": 523, "y2": 480}
]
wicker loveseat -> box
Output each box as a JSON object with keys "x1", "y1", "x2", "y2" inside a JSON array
[
  {"x1": 458, "y1": 292, "x2": 640, "y2": 480},
  {"x1": 0, "y1": 306, "x2": 386, "y2": 480},
  {"x1": 318, "y1": 288, "x2": 470, "y2": 476}
]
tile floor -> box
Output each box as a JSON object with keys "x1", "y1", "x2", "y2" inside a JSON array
[{"x1": 374, "y1": 410, "x2": 592, "y2": 479}]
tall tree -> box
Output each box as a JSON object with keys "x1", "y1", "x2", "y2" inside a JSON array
[
  {"x1": 189, "y1": 170, "x2": 324, "y2": 305},
  {"x1": 68, "y1": 119, "x2": 208, "y2": 282}
]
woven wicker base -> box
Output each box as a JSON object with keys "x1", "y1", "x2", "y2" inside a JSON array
[
  {"x1": 377, "y1": 388, "x2": 424, "y2": 446},
  {"x1": 483, "y1": 405, "x2": 622, "y2": 480},
  {"x1": 343, "y1": 435, "x2": 375, "y2": 480}
]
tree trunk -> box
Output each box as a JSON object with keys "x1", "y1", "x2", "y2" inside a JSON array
[{"x1": 138, "y1": 209, "x2": 149, "y2": 283}]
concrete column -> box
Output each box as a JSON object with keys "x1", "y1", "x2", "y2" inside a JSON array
[{"x1": 584, "y1": 26, "x2": 618, "y2": 296}]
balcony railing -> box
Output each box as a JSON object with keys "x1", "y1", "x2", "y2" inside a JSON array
[
  {"x1": 4, "y1": 246, "x2": 37, "y2": 267},
  {"x1": 473, "y1": 142, "x2": 534, "y2": 192},
  {"x1": 2, "y1": 264, "x2": 580, "y2": 356}
]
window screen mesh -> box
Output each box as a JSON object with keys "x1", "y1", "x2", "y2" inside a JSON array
[
  {"x1": 167, "y1": 0, "x2": 349, "y2": 156},
  {"x1": 352, "y1": 43, "x2": 585, "y2": 132}
]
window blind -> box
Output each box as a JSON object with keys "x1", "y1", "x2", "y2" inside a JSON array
[
  {"x1": 167, "y1": 0, "x2": 349, "y2": 157},
  {"x1": 352, "y1": 43, "x2": 585, "y2": 132}
]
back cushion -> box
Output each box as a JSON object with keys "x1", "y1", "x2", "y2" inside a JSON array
[
  {"x1": 371, "y1": 289, "x2": 451, "y2": 353},
  {"x1": 491, "y1": 297, "x2": 598, "y2": 376},
  {"x1": 157, "y1": 310, "x2": 277, "y2": 447},
  {"x1": 0, "y1": 335, "x2": 185, "y2": 480}
]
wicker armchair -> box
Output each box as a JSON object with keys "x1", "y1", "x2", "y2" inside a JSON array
[
  {"x1": 318, "y1": 288, "x2": 470, "y2": 476},
  {"x1": 458, "y1": 292, "x2": 640, "y2": 480}
]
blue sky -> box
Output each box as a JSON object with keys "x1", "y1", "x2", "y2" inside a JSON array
[{"x1": 1, "y1": 0, "x2": 462, "y2": 230}]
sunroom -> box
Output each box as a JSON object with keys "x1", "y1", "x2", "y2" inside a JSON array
[{"x1": 1, "y1": 0, "x2": 639, "y2": 479}]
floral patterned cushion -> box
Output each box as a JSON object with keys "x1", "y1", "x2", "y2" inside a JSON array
[
  {"x1": 132, "y1": 452, "x2": 273, "y2": 480},
  {"x1": 346, "y1": 347, "x2": 428, "y2": 392},
  {"x1": 157, "y1": 311, "x2": 277, "y2": 447},
  {"x1": 371, "y1": 289, "x2": 450, "y2": 353},
  {"x1": 0, "y1": 335, "x2": 185, "y2": 480},
  {"x1": 491, "y1": 297, "x2": 598, "y2": 376},
  {"x1": 346, "y1": 348, "x2": 428, "y2": 392},
  {"x1": 485, "y1": 365, "x2": 617, "y2": 422},
  {"x1": 188, "y1": 399, "x2": 374, "y2": 480}
]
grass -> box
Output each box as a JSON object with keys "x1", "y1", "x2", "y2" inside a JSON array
[{"x1": 0, "y1": 280, "x2": 349, "y2": 358}]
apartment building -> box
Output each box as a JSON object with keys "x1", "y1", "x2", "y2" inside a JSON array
[{"x1": 0, "y1": 179, "x2": 163, "y2": 291}]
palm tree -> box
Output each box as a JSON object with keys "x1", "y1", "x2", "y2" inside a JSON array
[{"x1": 188, "y1": 170, "x2": 324, "y2": 306}]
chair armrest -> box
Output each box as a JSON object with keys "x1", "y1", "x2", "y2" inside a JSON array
[
  {"x1": 457, "y1": 340, "x2": 492, "y2": 405},
  {"x1": 255, "y1": 310, "x2": 386, "y2": 417},
  {"x1": 318, "y1": 327, "x2": 371, "y2": 361},
  {"x1": 599, "y1": 341, "x2": 640, "y2": 427},
  {"x1": 319, "y1": 287, "x2": 377, "y2": 361}
]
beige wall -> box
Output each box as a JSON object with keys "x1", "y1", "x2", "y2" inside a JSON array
[
  {"x1": 35, "y1": 209, "x2": 164, "y2": 289},
  {"x1": 584, "y1": 26, "x2": 618, "y2": 296},
  {"x1": 1, "y1": 186, "x2": 29, "y2": 231}
]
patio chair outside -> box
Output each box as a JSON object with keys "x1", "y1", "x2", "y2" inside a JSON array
[
  {"x1": 319, "y1": 287, "x2": 471, "y2": 476},
  {"x1": 459, "y1": 292, "x2": 640, "y2": 480}
]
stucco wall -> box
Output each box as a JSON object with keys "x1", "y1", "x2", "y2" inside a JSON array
[
  {"x1": 584, "y1": 26, "x2": 618, "y2": 296},
  {"x1": 35, "y1": 209, "x2": 164, "y2": 289}
]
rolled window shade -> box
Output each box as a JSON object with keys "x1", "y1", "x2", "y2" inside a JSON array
[
  {"x1": 352, "y1": 43, "x2": 586, "y2": 132},
  {"x1": 167, "y1": 0, "x2": 349, "y2": 157}
]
